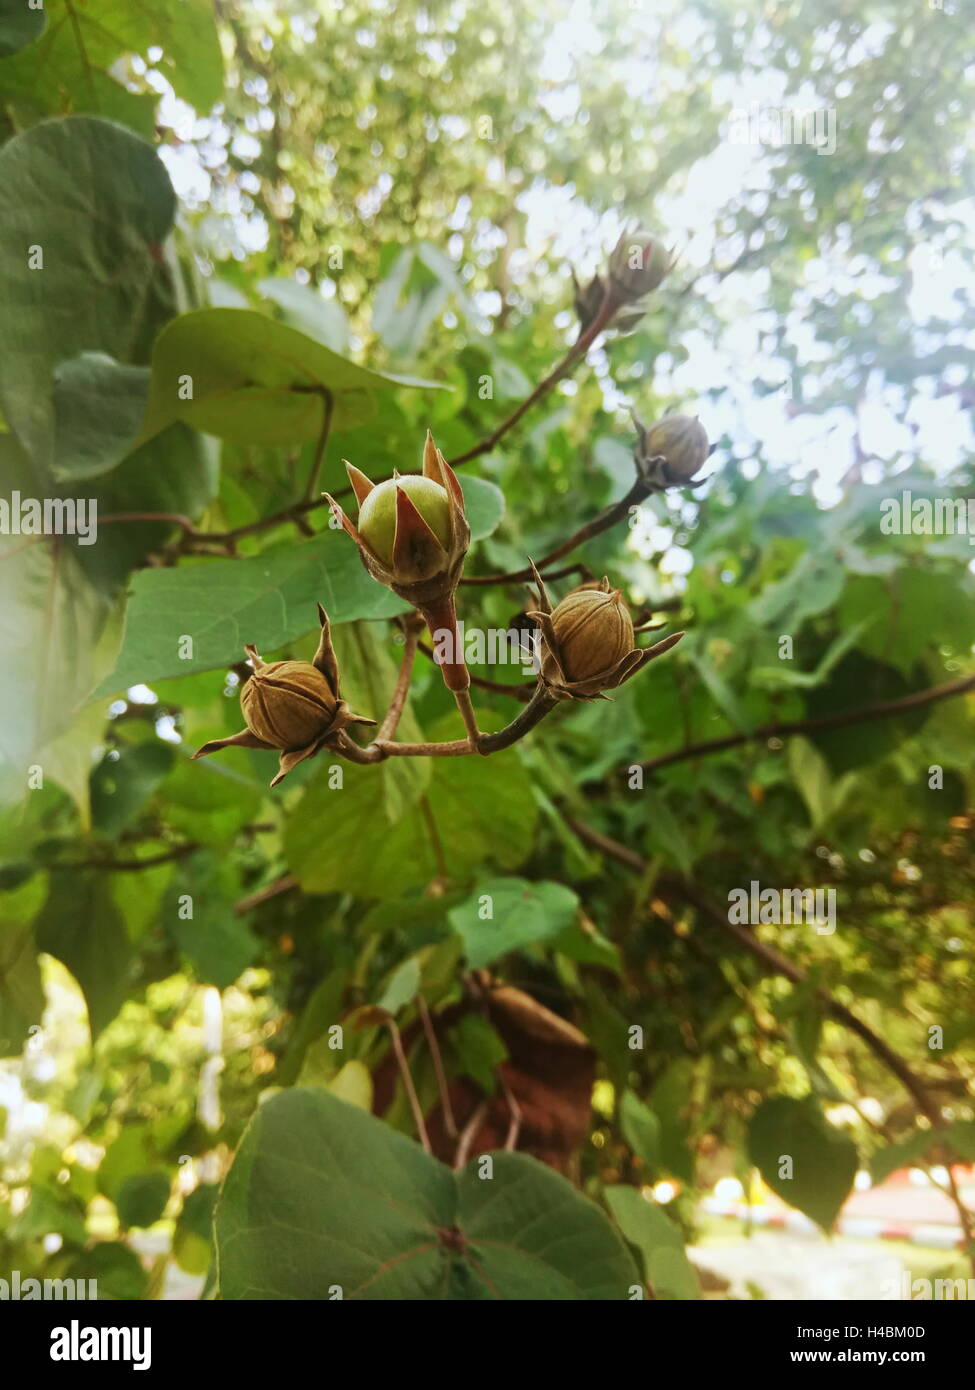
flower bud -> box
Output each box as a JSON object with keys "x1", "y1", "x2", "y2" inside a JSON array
[
  {"x1": 356, "y1": 475, "x2": 451, "y2": 577},
  {"x1": 607, "y1": 230, "x2": 674, "y2": 303},
  {"x1": 325, "y1": 430, "x2": 473, "y2": 691},
  {"x1": 635, "y1": 414, "x2": 711, "y2": 487}
]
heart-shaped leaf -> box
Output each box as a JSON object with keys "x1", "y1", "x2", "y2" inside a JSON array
[
  {"x1": 215, "y1": 1088, "x2": 638, "y2": 1300},
  {"x1": 747, "y1": 1095, "x2": 858, "y2": 1233}
]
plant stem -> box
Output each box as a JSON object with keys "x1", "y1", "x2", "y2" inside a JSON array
[
  {"x1": 637, "y1": 672, "x2": 975, "y2": 774},
  {"x1": 460, "y1": 483, "x2": 647, "y2": 587},
  {"x1": 559, "y1": 810, "x2": 946, "y2": 1128},
  {"x1": 376, "y1": 619, "x2": 422, "y2": 742},
  {"x1": 446, "y1": 291, "x2": 620, "y2": 468},
  {"x1": 302, "y1": 387, "x2": 335, "y2": 502}
]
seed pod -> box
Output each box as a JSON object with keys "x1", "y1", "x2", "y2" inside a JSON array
[
  {"x1": 547, "y1": 588, "x2": 635, "y2": 683},
  {"x1": 192, "y1": 604, "x2": 374, "y2": 787},
  {"x1": 636, "y1": 414, "x2": 710, "y2": 487},
  {"x1": 241, "y1": 659, "x2": 339, "y2": 749},
  {"x1": 528, "y1": 565, "x2": 684, "y2": 701}
]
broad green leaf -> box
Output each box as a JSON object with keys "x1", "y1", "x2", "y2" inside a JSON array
[
  {"x1": 376, "y1": 957, "x2": 421, "y2": 1014},
  {"x1": 448, "y1": 877, "x2": 579, "y2": 969},
  {"x1": 35, "y1": 871, "x2": 133, "y2": 1039},
  {"x1": 651, "y1": 1060, "x2": 696, "y2": 1184},
  {"x1": 868, "y1": 1130, "x2": 938, "y2": 1187},
  {"x1": 326, "y1": 1060, "x2": 374, "y2": 1112},
  {"x1": 215, "y1": 1088, "x2": 638, "y2": 1299},
  {"x1": 0, "y1": 495, "x2": 122, "y2": 772},
  {"x1": 747, "y1": 1096, "x2": 858, "y2": 1233},
  {"x1": 95, "y1": 533, "x2": 407, "y2": 693},
  {"x1": 0, "y1": 116, "x2": 175, "y2": 471},
  {"x1": 0, "y1": 0, "x2": 223, "y2": 123},
  {"x1": 0, "y1": 879, "x2": 45, "y2": 1055},
  {"x1": 285, "y1": 726, "x2": 537, "y2": 899},
  {"x1": 51, "y1": 354, "x2": 150, "y2": 480},
  {"x1": 140, "y1": 308, "x2": 449, "y2": 447},
  {"x1": 685, "y1": 648, "x2": 754, "y2": 734},
  {"x1": 66, "y1": 1242, "x2": 148, "y2": 1300},
  {"x1": 164, "y1": 852, "x2": 257, "y2": 990},
  {"x1": 447, "y1": 1014, "x2": 508, "y2": 1093},
  {"x1": 0, "y1": 0, "x2": 46, "y2": 57},
  {"x1": 787, "y1": 736, "x2": 856, "y2": 831},
  {"x1": 116, "y1": 1172, "x2": 170, "y2": 1229},
  {"x1": 604, "y1": 1185, "x2": 700, "y2": 1300},
  {"x1": 461, "y1": 475, "x2": 506, "y2": 541}
]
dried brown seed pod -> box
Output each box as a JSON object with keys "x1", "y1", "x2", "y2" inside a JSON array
[
  {"x1": 192, "y1": 604, "x2": 374, "y2": 787},
  {"x1": 527, "y1": 565, "x2": 684, "y2": 701}
]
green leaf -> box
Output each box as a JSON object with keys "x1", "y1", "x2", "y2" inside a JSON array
[
  {"x1": 51, "y1": 354, "x2": 150, "y2": 480},
  {"x1": 116, "y1": 1171, "x2": 170, "y2": 1229},
  {"x1": 0, "y1": 880, "x2": 45, "y2": 1056},
  {"x1": 0, "y1": 473, "x2": 122, "y2": 772},
  {"x1": 90, "y1": 742, "x2": 175, "y2": 839},
  {"x1": 747, "y1": 1096, "x2": 858, "y2": 1233},
  {"x1": 0, "y1": 0, "x2": 223, "y2": 124},
  {"x1": 376, "y1": 957, "x2": 421, "y2": 1014},
  {"x1": 787, "y1": 736, "x2": 856, "y2": 831},
  {"x1": 66, "y1": 1242, "x2": 148, "y2": 1300},
  {"x1": 215, "y1": 1088, "x2": 639, "y2": 1299},
  {"x1": 868, "y1": 1130, "x2": 937, "y2": 1187},
  {"x1": 35, "y1": 871, "x2": 133, "y2": 1039},
  {"x1": 448, "y1": 877, "x2": 579, "y2": 970},
  {"x1": 0, "y1": 0, "x2": 46, "y2": 57},
  {"x1": 140, "y1": 308, "x2": 449, "y2": 447},
  {"x1": 257, "y1": 277, "x2": 350, "y2": 354},
  {"x1": 0, "y1": 116, "x2": 175, "y2": 471},
  {"x1": 685, "y1": 649, "x2": 754, "y2": 734},
  {"x1": 448, "y1": 1014, "x2": 508, "y2": 1093},
  {"x1": 461, "y1": 475, "x2": 506, "y2": 541},
  {"x1": 285, "y1": 728, "x2": 537, "y2": 899},
  {"x1": 164, "y1": 852, "x2": 257, "y2": 990},
  {"x1": 604, "y1": 1186, "x2": 700, "y2": 1300},
  {"x1": 96, "y1": 533, "x2": 407, "y2": 693},
  {"x1": 620, "y1": 1091, "x2": 661, "y2": 1168}
]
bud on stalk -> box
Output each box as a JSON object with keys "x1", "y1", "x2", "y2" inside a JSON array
[
  {"x1": 325, "y1": 430, "x2": 472, "y2": 691},
  {"x1": 634, "y1": 413, "x2": 711, "y2": 488},
  {"x1": 607, "y1": 229, "x2": 675, "y2": 305}
]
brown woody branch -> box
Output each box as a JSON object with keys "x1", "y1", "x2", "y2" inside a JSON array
[{"x1": 638, "y1": 672, "x2": 975, "y2": 774}]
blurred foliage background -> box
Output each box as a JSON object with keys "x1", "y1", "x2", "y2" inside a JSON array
[{"x1": 0, "y1": 0, "x2": 973, "y2": 1299}]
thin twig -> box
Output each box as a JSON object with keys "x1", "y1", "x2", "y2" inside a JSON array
[
  {"x1": 453, "y1": 1101, "x2": 488, "y2": 1170},
  {"x1": 460, "y1": 483, "x2": 647, "y2": 587},
  {"x1": 446, "y1": 291, "x2": 620, "y2": 468},
  {"x1": 385, "y1": 1017, "x2": 431, "y2": 1154},
  {"x1": 637, "y1": 672, "x2": 975, "y2": 774},
  {"x1": 417, "y1": 994, "x2": 457, "y2": 1139},
  {"x1": 302, "y1": 387, "x2": 335, "y2": 502},
  {"x1": 559, "y1": 811, "x2": 946, "y2": 1129},
  {"x1": 376, "y1": 620, "x2": 422, "y2": 742}
]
